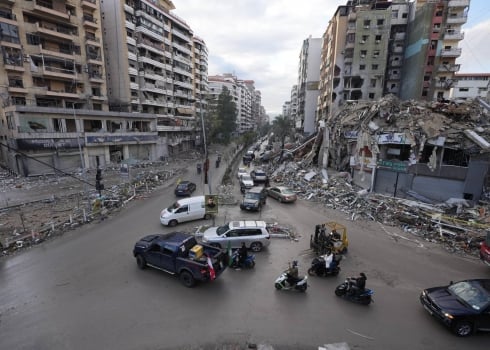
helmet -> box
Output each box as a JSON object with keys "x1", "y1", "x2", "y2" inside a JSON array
[
  {"x1": 360, "y1": 272, "x2": 366, "y2": 278},
  {"x1": 292, "y1": 260, "x2": 298, "y2": 267}
]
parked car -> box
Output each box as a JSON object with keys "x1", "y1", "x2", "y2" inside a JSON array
[
  {"x1": 267, "y1": 186, "x2": 297, "y2": 203},
  {"x1": 250, "y1": 169, "x2": 268, "y2": 184},
  {"x1": 240, "y1": 186, "x2": 267, "y2": 211},
  {"x1": 243, "y1": 150, "x2": 254, "y2": 165},
  {"x1": 480, "y1": 232, "x2": 490, "y2": 266},
  {"x1": 420, "y1": 278, "x2": 490, "y2": 337},
  {"x1": 239, "y1": 174, "x2": 254, "y2": 193},
  {"x1": 237, "y1": 167, "x2": 248, "y2": 179},
  {"x1": 259, "y1": 151, "x2": 272, "y2": 162},
  {"x1": 201, "y1": 220, "x2": 271, "y2": 252},
  {"x1": 174, "y1": 180, "x2": 196, "y2": 197}
]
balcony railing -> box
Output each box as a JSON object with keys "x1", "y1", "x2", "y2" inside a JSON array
[{"x1": 441, "y1": 48, "x2": 462, "y2": 57}]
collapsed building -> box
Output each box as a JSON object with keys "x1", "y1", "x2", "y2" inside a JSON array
[{"x1": 320, "y1": 95, "x2": 490, "y2": 204}]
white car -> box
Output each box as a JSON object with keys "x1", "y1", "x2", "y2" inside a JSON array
[
  {"x1": 201, "y1": 220, "x2": 271, "y2": 252},
  {"x1": 239, "y1": 174, "x2": 254, "y2": 193},
  {"x1": 237, "y1": 167, "x2": 248, "y2": 179}
]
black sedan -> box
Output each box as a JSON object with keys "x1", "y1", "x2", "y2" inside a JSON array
[
  {"x1": 420, "y1": 279, "x2": 490, "y2": 337},
  {"x1": 174, "y1": 181, "x2": 196, "y2": 197}
]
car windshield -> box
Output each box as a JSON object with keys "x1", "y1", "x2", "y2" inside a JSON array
[
  {"x1": 241, "y1": 175, "x2": 252, "y2": 181},
  {"x1": 245, "y1": 192, "x2": 260, "y2": 200},
  {"x1": 177, "y1": 184, "x2": 188, "y2": 189},
  {"x1": 255, "y1": 171, "x2": 266, "y2": 177},
  {"x1": 167, "y1": 202, "x2": 180, "y2": 212},
  {"x1": 281, "y1": 188, "x2": 295, "y2": 194},
  {"x1": 448, "y1": 280, "x2": 490, "y2": 310},
  {"x1": 216, "y1": 223, "x2": 230, "y2": 236}
]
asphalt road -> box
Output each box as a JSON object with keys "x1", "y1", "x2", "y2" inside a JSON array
[{"x1": 0, "y1": 156, "x2": 489, "y2": 350}]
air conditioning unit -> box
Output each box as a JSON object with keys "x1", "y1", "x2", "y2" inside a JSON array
[
  {"x1": 360, "y1": 40, "x2": 366, "y2": 44},
  {"x1": 364, "y1": 25, "x2": 370, "y2": 29},
  {"x1": 361, "y1": 54, "x2": 366, "y2": 58},
  {"x1": 375, "y1": 40, "x2": 380, "y2": 44}
]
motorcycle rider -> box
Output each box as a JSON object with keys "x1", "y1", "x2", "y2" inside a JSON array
[
  {"x1": 347, "y1": 272, "x2": 367, "y2": 295},
  {"x1": 286, "y1": 260, "x2": 300, "y2": 286},
  {"x1": 237, "y1": 242, "x2": 248, "y2": 266}
]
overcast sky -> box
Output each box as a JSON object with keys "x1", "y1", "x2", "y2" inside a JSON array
[{"x1": 174, "y1": 0, "x2": 490, "y2": 117}]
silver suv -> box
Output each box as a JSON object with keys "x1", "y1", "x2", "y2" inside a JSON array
[{"x1": 201, "y1": 220, "x2": 271, "y2": 252}]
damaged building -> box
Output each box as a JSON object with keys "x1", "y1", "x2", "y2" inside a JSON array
[{"x1": 322, "y1": 95, "x2": 490, "y2": 204}]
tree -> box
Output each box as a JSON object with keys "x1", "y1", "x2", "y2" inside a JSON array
[
  {"x1": 271, "y1": 115, "x2": 294, "y2": 162},
  {"x1": 207, "y1": 86, "x2": 237, "y2": 144}
]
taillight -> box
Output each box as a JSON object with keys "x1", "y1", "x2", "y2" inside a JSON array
[{"x1": 200, "y1": 268, "x2": 208, "y2": 275}]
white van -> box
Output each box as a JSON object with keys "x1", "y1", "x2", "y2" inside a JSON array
[{"x1": 160, "y1": 196, "x2": 210, "y2": 227}]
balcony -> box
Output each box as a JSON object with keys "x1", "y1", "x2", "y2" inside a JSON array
[
  {"x1": 32, "y1": 0, "x2": 70, "y2": 21},
  {"x1": 448, "y1": 0, "x2": 470, "y2": 7},
  {"x1": 45, "y1": 89, "x2": 79, "y2": 98},
  {"x1": 82, "y1": 14, "x2": 98, "y2": 29},
  {"x1": 35, "y1": 22, "x2": 74, "y2": 40},
  {"x1": 82, "y1": 0, "x2": 97, "y2": 10},
  {"x1": 89, "y1": 73, "x2": 104, "y2": 83},
  {"x1": 394, "y1": 32, "x2": 405, "y2": 41},
  {"x1": 85, "y1": 35, "x2": 101, "y2": 46},
  {"x1": 447, "y1": 14, "x2": 467, "y2": 24},
  {"x1": 441, "y1": 48, "x2": 462, "y2": 57},
  {"x1": 139, "y1": 56, "x2": 166, "y2": 70},
  {"x1": 444, "y1": 31, "x2": 464, "y2": 40},
  {"x1": 438, "y1": 63, "x2": 460, "y2": 72},
  {"x1": 171, "y1": 28, "x2": 191, "y2": 43},
  {"x1": 172, "y1": 42, "x2": 191, "y2": 55}
]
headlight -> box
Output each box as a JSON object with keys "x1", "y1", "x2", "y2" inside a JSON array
[{"x1": 443, "y1": 312, "x2": 454, "y2": 319}]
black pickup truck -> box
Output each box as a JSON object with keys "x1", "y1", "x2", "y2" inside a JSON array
[{"x1": 133, "y1": 231, "x2": 227, "y2": 287}]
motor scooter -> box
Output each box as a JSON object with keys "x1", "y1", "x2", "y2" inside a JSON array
[
  {"x1": 197, "y1": 163, "x2": 202, "y2": 174},
  {"x1": 334, "y1": 278, "x2": 374, "y2": 305},
  {"x1": 230, "y1": 251, "x2": 255, "y2": 269},
  {"x1": 308, "y1": 252, "x2": 341, "y2": 277},
  {"x1": 274, "y1": 271, "x2": 308, "y2": 292}
]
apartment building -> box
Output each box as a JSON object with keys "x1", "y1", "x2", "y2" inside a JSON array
[
  {"x1": 296, "y1": 36, "x2": 321, "y2": 136},
  {"x1": 208, "y1": 74, "x2": 260, "y2": 134},
  {"x1": 317, "y1": 0, "x2": 410, "y2": 124},
  {"x1": 450, "y1": 73, "x2": 490, "y2": 100},
  {"x1": 400, "y1": 0, "x2": 470, "y2": 101},
  {"x1": 0, "y1": 0, "x2": 208, "y2": 176},
  {"x1": 101, "y1": 0, "x2": 206, "y2": 157}
]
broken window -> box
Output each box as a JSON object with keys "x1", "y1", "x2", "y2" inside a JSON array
[{"x1": 442, "y1": 148, "x2": 468, "y2": 167}]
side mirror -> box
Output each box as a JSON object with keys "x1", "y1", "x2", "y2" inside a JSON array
[{"x1": 449, "y1": 281, "x2": 454, "y2": 285}]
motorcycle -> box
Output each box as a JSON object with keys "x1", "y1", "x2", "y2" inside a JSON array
[
  {"x1": 230, "y1": 251, "x2": 255, "y2": 269},
  {"x1": 334, "y1": 279, "x2": 374, "y2": 305},
  {"x1": 197, "y1": 163, "x2": 202, "y2": 174},
  {"x1": 274, "y1": 271, "x2": 308, "y2": 292},
  {"x1": 308, "y1": 253, "x2": 342, "y2": 277}
]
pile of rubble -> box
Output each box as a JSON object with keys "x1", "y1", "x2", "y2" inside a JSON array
[
  {"x1": 267, "y1": 159, "x2": 489, "y2": 257},
  {"x1": 0, "y1": 161, "x2": 189, "y2": 255}
]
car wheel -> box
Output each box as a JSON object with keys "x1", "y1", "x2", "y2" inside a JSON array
[
  {"x1": 452, "y1": 320, "x2": 473, "y2": 337},
  {"x1": 168, "y1": 219, "x2": 178, "y2": 227},
  {"x1": 250, "y1": 242, "x2": 262, "y2": 252},
  {"x1": 308, "y1": 267, "x2": 316, "y2": 276},
  {"x1": 136, "y1": 255, "x2": 146, "y2": 269},
  {"x1": 204, "y1": 213, "x2": 211, "y2": 220},
  {"x1": 179, "y1": 271, "x2": 196, "y2": 288},
  {"x1": 278, "y1": 197, "x2": 283, "y2": 203}
]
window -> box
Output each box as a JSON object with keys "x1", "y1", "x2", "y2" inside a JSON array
[
  {"x1": 392, "y1": 10, "x2": 399, "y2": 19},
  {"x1": 360, "y1": 64, "x2": 366, "y2": 70},
  {"x1": 363, "y1": 20, "x2": 371, "y2": 27},
  {"x1": 372, "y1": 64, "x2": 378, "y2": 70},
  {"x1": 175, "y1": 205, "x2": 188, "y2": 213},
  {"x1": 369, "y1": 93, "x2": 375, "y2": 99},
  {"x1": 375, "y1": 35, "x2": 382, "y2": 42},
  {"x1": 373, "y1": 50, "x2": 380, "y2": 57},
  {"x1": 370, "y1": 79, "x2": 376, "y2": 87},
  {"x1": 459, "y1": 87, "x2": 469, "y2": 92},
  {"x1": 0, "y1": 22, "x2": 20, "y2": 44},
  {"x1": 377, "y1": 19, "x2": 384, "y2": 26}
]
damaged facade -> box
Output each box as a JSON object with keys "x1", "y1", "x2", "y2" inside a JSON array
[{"x1": 323, "y1": 95, "x2": 490, "y2": 203}]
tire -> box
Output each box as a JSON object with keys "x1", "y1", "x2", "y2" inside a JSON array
[
  {"x1": 299, "y1": 284, "x2": 307, "y2": 292},
  {"x1": 307, "y1": 267, "x2": 316, "y2": 276},
  {"x1": 360, "y1": 296, "x2": 372, "y2": 305},
  {"x1": 275, "y1": 282, "x2": 282, "y2": 290},
  {"x1": 136, "y1": 255, "x2": 146, "y2": 269},
  {"x1": 179, "y1": 271, "x2": 196, "y2": 288},
  {"x1": 249, "y1": 260, "x2": 255, "y2": 268},
  {"x1": 452, "y1": 320, "x2": 473, "y2": 337},
  {"x1": 335, "y1": 286, "x2": 345, "y2": 296},
  {"x1": 204, "y1": 213, "x2": 211, "y2": 220},
  {"x1": 250, "y1": 242, "x2": 263, "y2": 252},
  {"x1": 168, "y1": 219, "x2": 178, "y2": 227}
]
